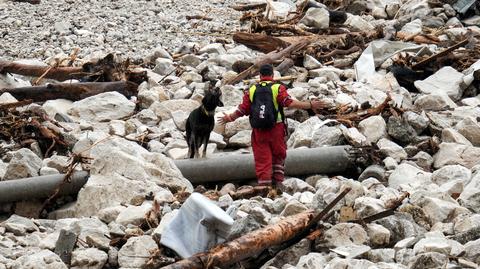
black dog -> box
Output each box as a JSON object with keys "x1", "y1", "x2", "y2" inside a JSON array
[{"x1": 186, "y1": 87, "x2": 224, "y2": 158}]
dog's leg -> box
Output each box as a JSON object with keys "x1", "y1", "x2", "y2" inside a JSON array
[
  {"x1": 194, "y1": 136, "x2": 202, "y2": 159},
  {"x1": 202, "y1": 133, "x2": 210, "y2": 158},
  {"x1": 189, "y1": 133, "x2": 196, "y2": 159}
]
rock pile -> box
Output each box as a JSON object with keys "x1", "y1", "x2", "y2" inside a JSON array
[{"x1": 1, "y1": 0, "x2": 480, "y2": 268}]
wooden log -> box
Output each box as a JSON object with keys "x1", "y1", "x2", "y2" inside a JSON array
[
  {"x1": 0, "y1": 61, "x2": 84, "y2": 82},
  {"x1": 161, "y1": 210, "x2": 316, "y2": 269},
  {"x1": 224, "y1": 39, "x2": 310, "y2": 85},
  {"x1": 11, "y1": 0, "x2": 40, "y2": 3},
  {"x1": 233, "y1": 32, "x2": 289, "y2": 53},
  {"x1": 412, "y1": 39, "x2": 469, "y2": 69},
  {"x1": 0, "y1": 81, "x2": 139, "y2": 102},
  {"x1": 276, "y1": 58, "x2": 295, "y2": 75},
  {"x1": 162, "y1": 188, "x2": 351, "y2": 269},
  {"x1": 231, "y1": 3, "x2": 267, "y2": 11}
]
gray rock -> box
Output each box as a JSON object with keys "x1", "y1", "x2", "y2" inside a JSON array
[
  {"x1": 400, "y1": 19, "x2": 422, "y2": 35},
  {"x1": 404, "y1": 111, "x2": 429, "y2": 135},
  {"x1": 171, "y1": 110, "x2": 189, "y2": 131},
  {"x1": 287, "y1": 117, "x2": 322, "y2": 148},
  {"x1": 263, "y1": 239, "x2": 310, "y2": 268},
  {"x1": 417, "y1": 196, "x2": 469, "y2": 224},
  {"x1": 396, "y1": 248, "x2": 415, "y2": 266},
  {"x1": 118, "y1": 235, "x2": 157, "y2": 268},
  {"x1": 317, "y1": 223, "x2": 368, "y2": 248},
  {"x1": 413, "y1": 237, "x2": 452, "y2": 255},
  {"x1": 69, "y1": 92, "x2": 135, "y2": 122},
  {"x1": 387, "y1": 116, "x2": 417, "y2": 144},
  {"x1": 455, "y1": 116, "x2": 480, "y2": 146},
  {"x1": 414, "y1": 94, "x2": 457, "y2": 110},
  {"x1": 220, "y1": 85, "x2": 243, "y2": 107},
  {"x1": 359, "y1": 115, "x2": 387, "y2": 144},
  {"x1": 153, "y1": 58, "x2": 176, "y2": 76},
  {"x1": 303, "y1": 55, "x2": 322, "y2": 70},
  {"x1": 179, "y1": 54, "x2": 202, "y2": 68},
  {"x1": 366, "y1": 248, "x2": 395, "y2": 263},
  {"x1": 308, "y1": 66, "x2": 342, "y2": 81},
  {"x1": 146, "y1": 46, "x2": 172, "y2": 63},
  {"x1": 414, "y1": 67, "x2": 467, "y2": 101},
  {"x1": 453, "y1": 214, "x2": 480, "y2": 234},
  {"x1": 198, "y1": 43, "x2": 226, "y2": 55},
  {"x1": 152, "y1": 210, "x2": 178, "y2": 240},
  {"x1": 295, "y1": 253, "x2": 328, "y2": 269},
  {"x1": 1, "y1": 214, "x2": 38, "y2": 236},
  {"x1": 280, "y1": 200, "x2": 309, "y2": 217},
  {"x1": 300, "y1": 7, "x2": 330, "y2": 29},
  {"x1": 344, "y1": 14, "x2": 374, "y2": 31},
  {"x1": 341, "y1": 126, "x2": 367, "y2": 146},
  {"x1": 0, "y1": 161, "x2": 6, "y2": 180},
  {"x1": 464, "y1": 239, "x2": 480, "y2": 264},
  {"x1": 228, "y1": 215, "x2": 262, "y2": 240},
  {"x1": 282, "y1": 178, "x2": 316, "y2": 194},
  {"x1": 71, "y1": 248, "x2": 108, "y2": 269},
  {"x1": 3, "y1": 148, "x2": 42, "y2": 180},
  {"x1": 228, "y1": 130, "x2": 251, "y2": 148},
  {"x1": 311, "y1": 126, "x2": 344, "y2": 147},
  {"x1": 375, "y1": 213, "x2": 427, "y2": 244},
  {"x1": 408, "y1": 252, "x2": 448, "y2": 269},
  {"x1": 412, "y1": 151, "x2": 433, "y2": 171},
  {"x1": 42, "y1": 99, "x2": 73, "y2": 119},
  {"x1": 138, "y1": 86, "x2": 169, "y2": 109}
]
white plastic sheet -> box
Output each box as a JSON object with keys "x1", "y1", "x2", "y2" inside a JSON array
[{"x1": 160, "y1": 192, "x2": 234, "y2": 258}]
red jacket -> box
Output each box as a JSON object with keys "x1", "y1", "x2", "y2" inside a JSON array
[{"x1": 232, "y1": 76, "x2": 293, "y2": 119}]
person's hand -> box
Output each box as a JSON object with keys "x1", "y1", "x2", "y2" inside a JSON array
[
  {"x1": 218, "y1": 113, "x2": 233, "y2": 125},
  {"x1": 309, "y1": 100, "x2": 328, "y2": 111}
]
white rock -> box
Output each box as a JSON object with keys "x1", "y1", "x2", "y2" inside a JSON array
[
  {"x1": 341, "y1": 127, "x2": 367, "y2": 146},
  {"x1": 173, "y1": 87, "x2": 192, "y2": 99},
  {"x1": 220, "y1": 85, "x2": 243, "y2": 107},
  {"x1": 455, "y1": 116, "x2": 480, "y2": 146},
  {"x1": 118, "y1": 235, "x2": 157, "y2": 268},
  {"x1": 138, "y1": 86, "x2": 169, "y2": 109},
  {"x1": 400, "y1": 19, "x2": 423, "y2": 35},
  {"x1": 71, "y1": 248, "x2": 108, "y2": 269},
  {"x1": 344, "y1": 14, "x2": 374, "y2": 31},
  {"x1": 153, "y1": 209, "x2": 178, "y2": 239},
  {"x1": 171, "y1": 110, "x2": 189, "y2": 131},
  {"x1": 377, "y1": 138, "x2": 408, "y2": 162},
  {"x1": 15, "y1": 250, "x2": 67, "y2": 269},
  {"x1": 167, "y1": 147, "x2": 188, "y2": 159},
  {"x1": 299, "y1": 7, "x2": 330, "y2": 29},
  {"x1": 97, "y1": 206, "x2": 125, "y2": 224},
  {"x1": 388, "y1": 163, "x2": 432, "y2": 189},
  {"x1": 431, "y1": 165, "x2": 471, "y2": 186},
  {"x1": 225, "y1": 116, "x2": 251, "y2": 138},
  {"x1": 69, "y1": 92, "x2": 135, "y2": 122},
  {"x1": 116, "y1": 203, "x2": 152, "y2": 226},
  {"x1": 0, "y1": 93, "x2": 18, "y2": 104},
  {"x1": 150, "y1": 99, "x2": 199, "y2": 120},
  {"x1": 146, "y1": 46, "x2": 172, "y2": 63},
  {"x1": 287, "y1": 117, "x2": 322, "y2": 148},
  {"x1": 42, "y1": 99, "x2": 73, "y2": 118},
  {"x1": 209, "y1": 132, "x2": 227, "y2": 149},
  {"x1": 366, "y1": 223, "x2": 390, "y2": 247},
  {"x1": 3, "y1": 148, "x2": 42, "y2": 180},
  {"x1": 434, "y1": 143, "x2": 480, "y2": 169},
  {"x1": 419, "y1": 196, "x2": 470, "y2": 224},
  {"x1": 311, "y1": 126, "x2": 344, "y2": 147},
  {"x1": 453, "y1": 214, "x2": 480, "y2": 233},
  {"x1": 2, "y1": 214, "x2": 38, "y2": 236},
  {"x1": 303, "y1": 54, "x2": 322, "y2": 70},
  {"x1": 414, "y1": 67, "x2": 468, "y2": 101},
  {"x1": 358, "y1": 115, "x2": 387, "y2": 144},
  {"x1": 441, "y1": 128, "x2": 473, "y2": 146},
  {"x1": 413, "y1": 237, "x2": 451, "y2": 255},
  {"x1": 198, "y1": 43, "x2": 226, "y2": 55},
  {"x1": 39, "y1": 167, "x2": 60, "y2": 176},
  {"x1": 354, "y1": 197, "x2": 385, "y2": 218},
  {"x1": 464, "y1": 239, "x2": 480, "y2": 264},
  {"x1": 282, "y1": 178, "x2": 316, "y2": 194},
  {"x1": 296, "y1": 252, "x2": 327, "y2": 269}
]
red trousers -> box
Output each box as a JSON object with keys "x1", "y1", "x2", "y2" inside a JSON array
[{"x1": 251, "y1": 123, "x2": 287, "y2": 185}]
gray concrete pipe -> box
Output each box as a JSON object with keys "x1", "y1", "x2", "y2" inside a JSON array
[
  {"x1": 174, "y1": 146, "x2": 354, "y2": 184},
  {"x1": 0, "y1": 171, "x2": 89, "y2": 204},
  {"x1": 0, "y1": 147, "x2": 353, "y2": 203}
]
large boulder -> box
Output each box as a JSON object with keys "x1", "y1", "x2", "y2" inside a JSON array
[
  {"x1": 75, "y1": 137, "x2": 192, "y2": 216},
  {"x1": 68, "y1": 92, "x2": 135, "y2": 122}
]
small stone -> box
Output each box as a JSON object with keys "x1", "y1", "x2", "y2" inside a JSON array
[
  {"x1": 280, "y1": 200, "x2": 309, "y2": 217},
  {"x1": 118, "y1": 235, "x2": 157, "y2": 268},
  {"x1": 377, "y1": 138, "x2": 408, "y2": 162},
  {"x1": 366, "y1": 223, "x2": 390, "y2": 247},
  {"x1": 71, "y1": 248, "x2": 108, "y2": 269},
  {"x1": 359, "y1": 116, "x2": 387, "y2": 144}
]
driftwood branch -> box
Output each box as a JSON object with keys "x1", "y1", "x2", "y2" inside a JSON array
[
  {"x1": 0, "y1": 81, "x2": 139, "y2": 102},
  {"x1": 0, "y1": 61, "x2": 84, "y2": 82},
  {"x1": 231, "y1": 3, "x2": 267, "y2": 11},
  {"x1": 224, "y1": 39, "x2": 310, "y2": 85},
  {"x1": 412, "y1": 39, "x2": 469, "y2": 69}
]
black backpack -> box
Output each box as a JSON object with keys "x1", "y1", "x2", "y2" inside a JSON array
[{"x1": 249, "y1": 82, "x2": 283, "y2": 129}]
